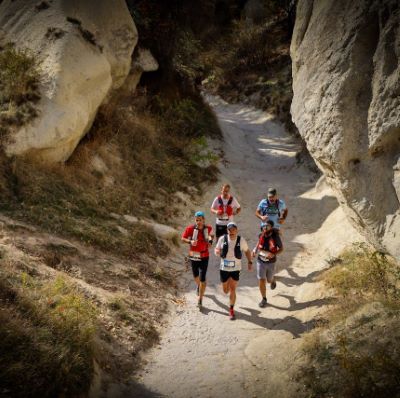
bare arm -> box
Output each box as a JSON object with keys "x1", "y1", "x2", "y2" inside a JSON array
[
  {"x1": 210, "y1": 207, "x2": 220, "y2": 215},
  {"x1": 245, "y1": 249, "x2": 253, "y2": 271},
  {"x1": 255, "y1": 208, "x2": 267, "y2": 221},
  {"x1": 181, "y1": 236, "x2": 192, "y2": 245}
]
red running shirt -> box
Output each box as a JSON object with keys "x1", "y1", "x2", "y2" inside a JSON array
[{"x1": 182, "y1": 225, "x2": 212, "y2": 258}]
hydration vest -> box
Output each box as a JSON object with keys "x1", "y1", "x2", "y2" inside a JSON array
[
  {"x1": 221, "y1": 235, "x2": 242, "y2": 259},
  {"x1": 262, "y1": 199, "x2": 281, "y2": 218},
  {"x1": 218, "y1": 195, "x2": 234, "y2": 217},
  {"x1": 188, "y1": 225, "x2": 210, "y2": 260},
  {"x1": 258, "y1": 231, "x2": 279, "y2": 253},
  {"x1": 191, "y1": 225, "x2": 209, "y2": 243}
]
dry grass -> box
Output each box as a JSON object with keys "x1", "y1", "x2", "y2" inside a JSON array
[
  {"x1": 0, "y1": 89, "x2": 219, "y2": 258},
  {"x1": 202, "y1": 16, "x2": 294, "y2": 132},
  {"x1": 0, "y1": 256, "x2": 97, "y2": 398},
  {"x1": 297, "y1": 244, "x2": 400, "y2": 398},
  {"x1": 0, "y1": 43, "x2": 41, "y2": 137}
]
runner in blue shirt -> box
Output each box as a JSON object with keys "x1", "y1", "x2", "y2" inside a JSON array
[{"x1": 255, "y1": 188, "x2": 288, "y2": 230}]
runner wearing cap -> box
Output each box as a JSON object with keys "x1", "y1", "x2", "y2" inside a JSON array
[
  {"x1": 215, "y1": 222, "x2": 253, "y2": 320},
  {"x1": 182, "y1": 211, "x2": 214, "y2": 308},
  {"x1": 210, "y1": 184, "x2": 241, "y2": 239},
  {"x1": 255, "y1": 188, "x2": 288, "y2": 230},
  {"x1": 252, "y1": 220, "x2": 283, "y2": 307}
]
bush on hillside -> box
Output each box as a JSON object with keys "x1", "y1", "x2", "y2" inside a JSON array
[
  {"x1": 0, "y1": 44, "x2": 41, "y2": 137},
  {"x1": 0, "y1": 269, "x2": 96, "y2": 398},
  {"x1": 297, "y1": 245, "x2": 400, "y2": 398}
]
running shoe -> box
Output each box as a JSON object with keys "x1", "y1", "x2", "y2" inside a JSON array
[
  {"x1": 197, "y1": 299, "x2": 202, "y2": 309},
  {"x1": 259, "y1": 298, "x2": 268, "y2": 308},
  {"x1": 229, "y1": 307, "x2": 236, "y2": 320},
  {"x1": 271, "y1": 280, "x2": 277, "y2": 290}
]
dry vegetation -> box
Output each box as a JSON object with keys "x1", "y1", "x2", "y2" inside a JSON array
[
  {"x1": 297, "y1": 244, "x2": 400, "y2": 398},
  {"x1": 202, "y1": 10, "x2": 295, "y2": 132},
  {"x1": 0, "y1": 43, "x2": 41, "y2": 137},
  {"x1": 0, "y1": 248, "x2": 96, "y2": 397},
  {"x1": 0, "y1": 87, "x2": 219, "y2": 258},
  {"x1": 0, "y1": 30, "x2": 220, "y2": 396},
  {"x1": 0, "y1": 216, "x2": 178, "y2": 397}
]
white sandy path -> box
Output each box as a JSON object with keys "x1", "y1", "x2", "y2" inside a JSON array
[{"x1": 110, "y1": 97, "x2": 364, "y2": 398}]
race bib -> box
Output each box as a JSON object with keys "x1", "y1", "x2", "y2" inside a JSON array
[
  {"x1": 189, "y1": 251, "x2": 201, "y2": 261},
  {"x1": 223, "y1": 259, "x2": 236, "y2": 268},
  {"x1": 258, "y1": 250, "x2": 270, "y2": 262},
  {"x1": 218, "y1": 214, "x2": 229, "y2": 220}
]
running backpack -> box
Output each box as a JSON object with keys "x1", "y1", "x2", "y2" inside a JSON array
[
  {"x1": 258, "y1": 232, "x2": 278, "y2": 253},
  {"x1": 191, "y1": 225, "x2": 209, "y2": 242},
  {"x1": 221, "y1": 235, "x2": 242, "y2": 259},
  {"x1": 217, "y1": 195, "x2": 234, "y2": 217},
  {"x1": 264, "y1": 199, "x2": 281, "y2": 218}
]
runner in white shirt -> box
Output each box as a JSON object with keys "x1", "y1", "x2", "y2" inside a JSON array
[
  {"x1": 215, "y1": 222, "x2": 253, "y2": 320},
  {"x1": 210, "y1": 184, "x2": 241, "y2": 239}
]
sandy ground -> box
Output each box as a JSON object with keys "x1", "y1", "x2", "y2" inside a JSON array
[{"x1": 111, "y1": 97, "x2": 364, "y2": 398}]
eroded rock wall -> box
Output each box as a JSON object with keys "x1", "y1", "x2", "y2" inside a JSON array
[
  {"x1": 291, "y1": 0, "x2": 400, "y2": 259},
  {"x1": 0, "y1": 0, "x2": 137, "y2": 162}
]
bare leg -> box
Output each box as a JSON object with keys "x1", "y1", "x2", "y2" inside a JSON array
[
  {"x1": 199, "y1": 281, "x2": 206, "y2": 299},
  {"x1": 259, "y1": 278, "x2": 266, "y2": 298},
  {"x1": 222, "y1": 281, "x2": 229, "y2": 294},
  {"x1": 229, "y1": 278, "x2": 238, "y2": 306}
]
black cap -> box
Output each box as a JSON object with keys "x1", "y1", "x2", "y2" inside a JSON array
[
  {"x1": 265, "y1": 220, "x2": 274, "y2": 228},
  {"x1": 267, "y1": 188, "x2": 277, "y2": 196}
]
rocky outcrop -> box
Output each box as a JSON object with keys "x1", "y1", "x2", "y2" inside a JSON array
[
  {"x1": 0, "y1": 0, "x2": 137, "y2": 163},
  {"x1": 291, "y1": 0, "x2": 400, "y2": 260}
]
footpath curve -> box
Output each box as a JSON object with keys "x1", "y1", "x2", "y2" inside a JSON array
[{"x1": 112, "y1": 97, "x2": 363, "y2": 398}]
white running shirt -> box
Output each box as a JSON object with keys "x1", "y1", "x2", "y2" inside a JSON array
[
  {"x1": 211, "y1": 196, "x2": 241, "y2": 226},
  {"x1": 216, "y1": 235, "x2": 249, "y2": 272}
]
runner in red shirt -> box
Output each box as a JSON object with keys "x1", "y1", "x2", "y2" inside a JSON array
[{"x1": 182, "y1": 211, "x2": 214, "y2": 309}]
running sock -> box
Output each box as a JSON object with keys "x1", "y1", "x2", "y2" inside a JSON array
[
  {"x1": 263, "y1": 297, "x2": 267, "y2": 300},
  {"x1": 230, "y1": 305, "x2": 234, "y2": 309}
]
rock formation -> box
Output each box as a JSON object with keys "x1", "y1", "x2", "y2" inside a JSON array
[
  {"x1": 0, "y1": 0, "x2": 137, "y2": 162},
  {"x1": 291, "y1": 0, "x2": 400, "y2": 259}
]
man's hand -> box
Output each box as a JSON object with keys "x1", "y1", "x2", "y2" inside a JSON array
[
  {"x1": 266, "y1": 252, "x2": 275, "y2": 259},
  {"x1": 251, "y1": 250, "x2": 257, "y2": 258},
  {"x1": 261, "y1": 215, "x2": 268, "y2": 222},
  {"x1": 217, "y1": 209, "x2": 223, "y2": 216},
  {"x1": 279, "y1": 218, "x2": 285, "y2": 224}
]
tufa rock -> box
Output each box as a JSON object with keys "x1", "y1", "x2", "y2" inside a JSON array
[
  {"x1": 291, "y1": 0, "x2": 400, "y2": 260},
  {"x1": 0, "y1": 0, "x2": 137, "y2": 163}
]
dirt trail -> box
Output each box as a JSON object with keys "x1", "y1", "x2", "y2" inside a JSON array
[{"x1": 113, "y1": 97, "x2": 363, "y2": 398}]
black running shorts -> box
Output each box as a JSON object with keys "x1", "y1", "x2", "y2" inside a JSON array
[
  {"x1": 220, "y1": 270, "x2": 240, "y2": 283},
  {"x1": 216, "y1": 224, "x2": 228, "y2": 238},
  {"x1": 191, "y1": 257, "x2": 209, "y2": 282}
]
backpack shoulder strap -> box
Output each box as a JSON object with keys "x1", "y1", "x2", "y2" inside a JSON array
[
  {"x1": 203, "y1": 226, "x2": 209, "y2": 241},
  {"x1": 218, "y1": 195, "x2": 223, "y2": 205},
  {"x1": 227, "y1": 196, "x2": 233, "y2": 205},
  {"x1": 236, "y1": 235, "x2": 241, "y2": 247}
]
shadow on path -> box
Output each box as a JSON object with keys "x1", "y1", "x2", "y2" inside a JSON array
[{"x1": 205, "y1": 294, "x2": 317, "y2": 338}]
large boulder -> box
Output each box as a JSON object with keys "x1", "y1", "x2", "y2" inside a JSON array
[
  {"x1": 0, "y1": 0, "x2": 137, "y2": 162},
  {"x1": 291, "y1": 0, "x2": 400, "y2": 260}
]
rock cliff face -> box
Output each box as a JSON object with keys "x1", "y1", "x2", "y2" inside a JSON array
[
  {"x1": 291, "y1": 0, "x2": 400, "y2": 260},
  {"x1": 0, "y1": 0, "x2": 137, "y2": 162}
]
